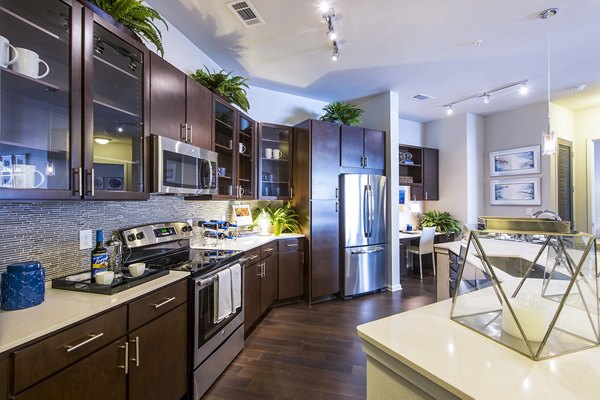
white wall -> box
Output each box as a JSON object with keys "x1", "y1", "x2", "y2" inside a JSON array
[
  {"x1": 467, "y1": 114, "x2": 485, "y2": 224},
  {"x1": 574, "y1": 107, "x2": 600, "y2": 232},
  {"x1": 483, "y1": 103, "x2": 551, "y2": 217}
]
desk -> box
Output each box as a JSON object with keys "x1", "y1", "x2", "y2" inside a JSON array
[{"x1": 399, "y1": 231, "x2": 448, "y2": 278}]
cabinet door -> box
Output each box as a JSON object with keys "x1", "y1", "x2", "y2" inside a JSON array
[
  {"x1": 311, "y1": 120, "x2": 340, "y2": 200},
  {"x1": 244, "y1": 262, "x2": 261, "y2": 333},
  {"x1": 260, "y1": 254, "x2": 278, "y2": 314},
  {"x1": 311, "y1": 199, "x2": 340, "y2": 298},
  {"x1": 237, "y1": 113, "x2": 256, "y2": 199},
  {"x1": 423, "y1": 147, "x2": 439, "y2": 200},
  {"x1": 0, "y1": 0, "x2": 83, "y2": 200},
  {"x1": 364, "y1": 129, "x2": 385, "y2": 171},
  {"x1": 83, "y1": 12, "x2": 149, "y2": 200},
  {"x1": 278, "y1": 251, "x2": 303, "y2": 300},
  {"x1": 0, "y1": 354, "x2": 9, "y2": 400},
  {"x1": 259, "y1": 123, "x2": 292, "y2": 199},
  {"x1": 13, "y1": 338, "x2": 127, "y2": 400},
  {"x1": 185, "y1": 77, "x2": 212, "y2": 149},
  {"x1": 149, "y1": 53, "x2": 186, "y2": 141},
  {"x1": 128, "y1": 303, "x2": 188, "y2": 400},
  {"x1": 340, "y1": 125, "x2": 363, "y2": 168},
  {"x1": 213, "y1": 97, "x2": 236, "y2": 197}
]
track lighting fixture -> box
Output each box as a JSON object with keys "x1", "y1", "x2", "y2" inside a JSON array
[
  {"x1": 441, "y1": 80, "x2": 528, "y2": 115},
  {"x1": 319, "y1": 1, "x2": 330, "y2": 14},
  {"x1": 321, "y1": 5, "x2": 340, "y2": 61},
  {"x1": 445, "y1": 105, "x2": 454, "y2": 115},
  {"x1": 331, "y1": 42, "x2": 339, "y2": 61},
  {"x1": 519, "y1": 82, "x2": 529, "y2": 95},
  {"x1": 483, "y1": 93, "x2": 491, "y2": 104}
]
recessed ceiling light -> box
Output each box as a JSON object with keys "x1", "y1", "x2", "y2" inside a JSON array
[{"x1": 571, "y1": 84, "x2": 586, "y2": 92}]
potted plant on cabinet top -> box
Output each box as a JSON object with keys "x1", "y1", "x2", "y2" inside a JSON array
[
  {"x1": 419, "y1": 210, "x2": 461, "y2": 240},
  {"x1": 88, "y1": 0, "x2": 168, "y2": 56},
  {"x1": 251, "y1": 202, "x2": 300, "y2": 236},
  {"x1": 190, "y1": 67, "x2": 250, "y2": 112},
  {"x1": 319, "y1": 101, "x2": 364, "y2": 126}
]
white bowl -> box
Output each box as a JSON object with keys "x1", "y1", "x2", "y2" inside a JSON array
[
  {"x1": 128, "y1": 263, "x2": 146, "y2": 277},
  {"x1": 94, "y1": 271, "x2": 114, "y2": 285}
]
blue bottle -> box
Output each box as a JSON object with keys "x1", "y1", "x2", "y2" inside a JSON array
[
  {"x1": 91, "y1": 230, "x2": 108, "y2": 279},
  {"x1": 1, "y1": 261, "x2": 45, "y2": 311}
]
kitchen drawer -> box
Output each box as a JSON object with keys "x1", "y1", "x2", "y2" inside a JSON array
[
  {"x1": 128, "y1": 280, "x2": 187, "y2": 331},
  {"x1": 278, "y1": 238, "x2": 304, "y2": 253},
  {"x1": 13, "y1": 306, "x2": 127, "y2": 394},
  {"x1": 260, "y1": 243, "x2": 277, "y2": 259},
  {"x1": 243, "y1": 247, "x2": 261, "y2": 266}
]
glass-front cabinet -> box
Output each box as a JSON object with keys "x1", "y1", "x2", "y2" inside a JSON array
[
  {"x1": 0, "y1": 1, "x2": 148, "y2": 200},
  {"x1": 259, "y1": 123, "x2": 292, "y2": 199},
  {"x1": 0, "y1": 0, "x2": 81, "y2": 199},
  {"x1": 237, "y1": 113, "x2": 256, "y2": 199},
  {"x1": 213, "y1": 98, "x2": 236, "y2": 197}
]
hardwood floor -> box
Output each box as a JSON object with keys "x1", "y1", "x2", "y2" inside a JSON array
[{"x1": 204, "y1": 276, "x2": 436, "y2": 400}]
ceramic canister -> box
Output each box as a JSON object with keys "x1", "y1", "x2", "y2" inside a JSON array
[{"x1": 1, "y1": 261, "x2": 45, "y2": 311}]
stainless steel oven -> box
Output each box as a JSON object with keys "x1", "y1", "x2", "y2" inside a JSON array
[{"x1": 151, "y1": 134, "x2": 218, "y2": 195}]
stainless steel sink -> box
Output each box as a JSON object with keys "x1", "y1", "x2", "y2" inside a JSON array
[{"x1": 480, "y1": 256, "x2": 570, "y2": 280}]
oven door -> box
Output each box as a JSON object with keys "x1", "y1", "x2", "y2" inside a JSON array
[
  {"x1": 193, "y1": 264, "x2": 244, "y2": 367},
  {"x1": 151, "y1": 135, "x2": 218, "y2": 195}
]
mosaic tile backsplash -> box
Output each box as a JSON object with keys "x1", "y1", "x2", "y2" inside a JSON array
[{"x1": 0, "y1": 196, "x2": 277, "y2": 281}]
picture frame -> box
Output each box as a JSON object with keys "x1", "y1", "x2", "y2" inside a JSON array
[
  {"x1": 489, "y1": 145, "x2": 540, "y2": 176},
  {"x1": 231, "y1": 204, "x2": 253, "y2": 226},
  {"x1": 490, "y1": 178, "x2": 541, "y2": 205}
]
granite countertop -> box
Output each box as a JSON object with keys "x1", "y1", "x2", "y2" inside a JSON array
[
  {"x1": 357, "y1": 299, "x2": 600, "y2": 399},
  {"x1": 0, "y1": 271, "x2": 189, "y2": 354},
  {"x1": 191, "y1": 233, "x2": 304, "y2": 251}
]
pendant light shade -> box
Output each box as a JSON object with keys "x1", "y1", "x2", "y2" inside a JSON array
[{"x1": 542, "y1": 130, "x2": 557, "y2": 155}]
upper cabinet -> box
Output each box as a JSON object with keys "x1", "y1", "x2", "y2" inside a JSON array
[
  {"x1": 258, "y1": 123, "x2": 292, "y2": 200},
  {"x1": 0, "y1": 0, "x2": 149, "y2": 200},
  {"x1": 340, "y1": 125, "x2": 385, "y2": 172},
  {"x1": 398, "y1": 144, "x2": 439, "y2": 201}
]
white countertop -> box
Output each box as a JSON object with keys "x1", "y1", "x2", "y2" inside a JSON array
[
  {"x1": 0, "y1": 271, "x2": 189, "y2": 354},
  {"x1": 357, "y1": 299, "x2": 600, "y2": 399},
  {"x1": 190, "y1": 233, "x2": 304, "y2": 251}
]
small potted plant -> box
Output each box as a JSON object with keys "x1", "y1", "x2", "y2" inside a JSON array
[
  {"x1": 252, "y1": 202, "x2": 300, "y2": 236},
  {"x1": 419, "y1": 210, "x2": 461, "y2": 241},
  {"x1": 319, "y1": 101, "x2": 364, "y2": 126},
  {"x1": 190, "y1": 67, "x2": 250, "y2": 112}
]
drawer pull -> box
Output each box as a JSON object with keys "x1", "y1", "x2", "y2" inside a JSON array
[
  {"x1": 130, "y1": 336, "x2": 140, "y2": 367},
  {"x1": 286, "y1": 244, "x2": 299, "y2": 247},
  {"x1": 264, "y1": 248, "x2": 274, "y2": 252},
  {"x1": 65, "y1": 332, "x2": 104, "y2": 353},
  {"x1": 152, "y1": 297, "x2": 176, "y2": 309},
  {"x1": 249, "y1": 255, "x2": 259, "y2": 260},
  {"x1": 118, "y1": 341, "x2": 129, "y2": 374}
]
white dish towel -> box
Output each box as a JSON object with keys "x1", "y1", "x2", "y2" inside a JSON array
[
  {"x1": 230, "y1": 263, "x2": 242, "y2": 311},
  {"x1": 214, "y1": 268, "x2": 232, "y2": 323}
]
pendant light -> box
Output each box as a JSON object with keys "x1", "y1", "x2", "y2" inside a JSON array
[{"x1": 541, "y1": 8, "x2": 558, "y2": 156}]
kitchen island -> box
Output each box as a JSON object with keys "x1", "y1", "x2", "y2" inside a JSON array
[{"x1": 357, "y1": 297, "x2": 600, "y2": 399}]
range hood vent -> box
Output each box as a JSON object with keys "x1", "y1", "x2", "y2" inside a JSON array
[{"x1": 227, "y1": 1, "x2": 265, "y2": 27}]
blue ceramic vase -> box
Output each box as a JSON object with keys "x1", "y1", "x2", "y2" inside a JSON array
[{"x1": 1, "y1": 261, "x2": 45, "y2": 311}]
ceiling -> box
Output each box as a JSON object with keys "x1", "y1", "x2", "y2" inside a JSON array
[{"x1": 146, "y1": 0, "x2": 600, "y2": 122}]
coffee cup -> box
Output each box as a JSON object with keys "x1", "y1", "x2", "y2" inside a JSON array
[
  {"x1": 239, "y1": 143, "x2": 246, "y2": 154},
  {"x1": 272, "y1": 149, "x2": 282, "y2": 159},
  {"x1": 265, "y1": 148, "x2": 273, "y2": 159},
  {"x1": 94, "y1": 271, "x2": 115, "y2": 285},
  {"x1": 12, "y1": 48, "x2": 49, "y2": 79},
  {"x1": 0, "y1": 36, "x2": 18, "y2": 68},
  {"x1": 12, "y1": 165, "x2": 45, "y2": 189},
  {"x1": 128, "y1": 262, "x2": 146, "y2": 277}
]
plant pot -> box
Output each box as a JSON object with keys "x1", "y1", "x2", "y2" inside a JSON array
[
  {"x1": 79, "y1": 0, "x2": 143, "y2": 43},
  {"x1": 273, "y1": 222, "x2": 283, "y2": 236}
]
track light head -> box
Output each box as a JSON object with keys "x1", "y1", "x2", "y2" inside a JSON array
[
  {"x1": 319, "y1": 1, "x2": 330, "y2": 13},
  {"x1": 331, "y1": 43, "x2": 339, "y2": 61},
  {"x1": 328, "y1": 30, "x2": 337, "y2": 41},
  {"x1": 483, "y1": 93, "x2": 491, "y2": 104},
  {"x1": 519, "y1": 82, "x2": 529, "y2": 95},
  {"x1": 445, "y1": 105, "x2": 454, "y2": 115}
]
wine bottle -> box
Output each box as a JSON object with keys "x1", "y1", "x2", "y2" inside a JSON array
[{"x1": 91, "y1": 230, "x2": 108, "y2": 280}]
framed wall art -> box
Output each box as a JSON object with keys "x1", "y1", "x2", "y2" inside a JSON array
[
  {"x1": 489, "y1": 145, "x2": 540, "y2": 176},
  {"x1": 490, "y1": 178, "x2": 541, "y2": 205}
]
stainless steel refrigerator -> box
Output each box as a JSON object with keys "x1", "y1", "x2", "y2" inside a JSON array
[{"x1": 340, "y1": 174, "x2": 387, "y2": 298}]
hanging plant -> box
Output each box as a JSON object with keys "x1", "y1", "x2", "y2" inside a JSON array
[
  {"x1": 319, "y1": 101, "x2": 364, "y2": 126},
  {"x1": 190, "y1": 67, "x2": 251, "y2": 112},
  {"x1": 91, "y1": 0, "x2": 168, "y2": 56}
]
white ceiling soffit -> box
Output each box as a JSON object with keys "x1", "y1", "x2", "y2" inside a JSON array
[
  {"x1": 147, "y1": 0, "x2": 600, "y2": 122},
  {"x1": 227, "y1": 1, "x2": 265, "y2": 27}
]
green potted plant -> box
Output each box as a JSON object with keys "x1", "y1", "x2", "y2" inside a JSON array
[
  {"x1": 319, "y1": 101, "x2": 364, "y2": 126},
  {"x1": 190, "y1": 67, "x2": 250, "y2": 112},
  {"x1": 419, "y1": 210, "x2": 461, "y2": 239},
  {"x1": 89, "y1": 0, "x2": 168, "y2": 56},
  {"x1": 252, "y1": 202, "x2": 300, "y2": 236}
]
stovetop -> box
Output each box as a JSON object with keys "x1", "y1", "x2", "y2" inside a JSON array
[{"x1": 140, "y1": 248, "x2": 245, "y2": 277}]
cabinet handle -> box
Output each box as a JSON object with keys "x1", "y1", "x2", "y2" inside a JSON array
[
  {"x1": 188, "y1": 124, "x2": 193, "y2": 144},
  {"x1": 85, "y1": 168, "x2": 95, "y2": 197},
  {"x1": 180, "y1": 123, "x2": 187, "y2": 142},
  {"x1": 335, "y1": 188, "x2": 338, "y2": 198},
  {"x1": 256, "y1": 263, "x2": 263, "y2": 277},
  {"x1": 65, "y1": 332, "x2": 104, "y2": 353},
  {"x1": 118, "y1": 341, "x2": 129, "y2": 375},
  {"x1": 131, "y1": 336, "x2": 140, "y2": 367},
  {"x1": 72, "y1": 167, "x2": 82, "y2": 195},
  {"x1": 425, "y1": 191, "x2": 428, "y2": 200},
  {"x1": 301, "y1": 252, "x2": 304, "y2": 265},
  {"x1": 335, "y1": 201, "x2": 339, "y2": 213},
  {"x1": 264, "y1": 247, "x2": 274, "y2": 253},
  {"x1": 290, "y1": 186, "x2": 294, "y2": 199},
  {"x1": 286, "y1": 243, "x2": 298, "y2": 247},
  {"x1": 152, "y1": 296, "x2": 176, "y2": 309},
  {"x1": 364, "y1": 156, "x2": 368, "y2": 167}
]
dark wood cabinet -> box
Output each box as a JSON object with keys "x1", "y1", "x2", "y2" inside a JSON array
[
  {"x1": 258, "y1": 123, "x2": 292, "y2": 199},
  {"x1": 0, "y1": 354, "x2": 10, "y2": 400},
  {"x1": 311, "y1": 120, "x2": 340, "y2": 200},
  {"x1": 244, "y1": 261, "x2": 262, "y2": 334},
  {"x1": 128, "y1": 303, "x2": 187, "y2": 400},
  {"x1": 277, "y1": 238, "x2": 304, "y2": 300},
  {"x1": 260, "y1": 254, "x2": 277, "y2": 314},
  {"x1": 399, "y1": 144, "x2": 439, "y2": 201},
  {"x1": 149, "y1": 53, "x2": 186, "y2": 141},
  {"x1": 340, "y1": 126, "x2": 385, "y2": 171},
  {"x1": 185, "y1": 78, "x2": 213, "y2": 149},
  {"x1": 310, "y1": 200, "x2": 340, "y2": 298},
  {"x1": 13, "y1": 338, "x2": 127, "y2": 400}
]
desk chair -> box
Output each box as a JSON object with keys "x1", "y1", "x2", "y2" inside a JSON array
[{"x1": 407, "y1": 227, "x2": 437, "y2": 280}]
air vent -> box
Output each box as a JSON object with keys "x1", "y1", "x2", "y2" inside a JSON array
[
  {"x1": 410, "y1": 94, "x2": 434, "y2": 102},
  {"x1": 227, "y1": 1, "x2": 265, "y2": 27}
]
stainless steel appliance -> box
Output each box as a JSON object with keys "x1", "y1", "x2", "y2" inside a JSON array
[
  {"x1": 120, "y1": 222, "x2": 245, "y2": 399},
  {"x1": 340, "y1": 174, "x2": 387, "y2": 298},
  {"x1": 150, "y1": 135, "x2": 218, "y2": 195}
]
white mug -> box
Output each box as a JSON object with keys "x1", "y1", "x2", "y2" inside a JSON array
[
  {"x1": 12, "y1": 165, "x2": 45, "y2": 189},
  {"x1": 239, "y1": 143, "x2": 246, "y2": 154},
  {"x1": 12, "y1": 48, "x2": 49, "y2": 79},
  {"x1": 0, "y1": 36, "x2": 18, "y2": 68},
  {"x1": 265, "y1": 148, "x2": 273, "y2": 159},
  {"x1": 272, "y1": 149, "x2": 283, "y2": 159}
]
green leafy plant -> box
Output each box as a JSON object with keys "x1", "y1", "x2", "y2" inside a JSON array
[
  {"x1": 319, "y1": 101, "x2": 364, "y2": 126},
  {"x1": 190, "y1": 67, "x2": 250, "y2": 112},
  {"x1": 91, "y1": 0, "x2": 168, "y2": 56},
  {"x1": 419, "y1": 210, "x2": 461, "y2": 237},
  {"x1": 251, "y1": 202, "x2": 300, "y2": 236}
]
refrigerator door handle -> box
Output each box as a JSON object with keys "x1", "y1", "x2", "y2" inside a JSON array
[
  {"x1": 363, "y1": 185, "x2": 369, "y2": 238},
  {"x1": 368, "y1": 185, "x2": 375, "y2": 237},
  {"x1": 351, "y1": 247, "x2": 385, "y2": 255}
]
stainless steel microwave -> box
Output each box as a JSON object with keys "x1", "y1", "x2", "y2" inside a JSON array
[{"x1": 151, "y1": 135, "x2": 218, "y2": 195}]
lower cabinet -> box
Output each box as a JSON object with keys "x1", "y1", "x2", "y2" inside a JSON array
[
  {"x1": 278, "y1": 238, "x2": 304, "y2": 300},
  {"x1": 0, "y1": 355, "x2": 9, "y2": 400},
  {"x1": 244, "y1": 244, "x2": 278, "y2": 333},
  {"x1": 244, "y1": 261, "x2": 262, "y2": 333},
  {"x1": 260, "y1": 253, "x2": 277, "y2": 314}
]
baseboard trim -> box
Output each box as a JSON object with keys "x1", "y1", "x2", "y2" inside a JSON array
[{"x1": 386, "y1": 283, "x2": 402, "y2": 292}]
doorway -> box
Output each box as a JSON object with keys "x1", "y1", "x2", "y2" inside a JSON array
[{"x1": 556, "y1": 139, "x2": 573, "y2": 227}]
